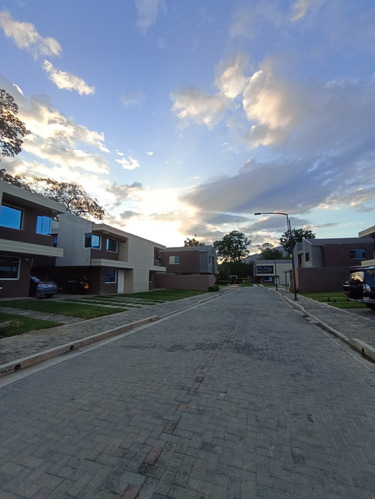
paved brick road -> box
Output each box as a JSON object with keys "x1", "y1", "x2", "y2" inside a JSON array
[{"x1": 1, "y1": 287, "x2": 375, "y2": 498}]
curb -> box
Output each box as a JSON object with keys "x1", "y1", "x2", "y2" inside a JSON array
[
  {"x1": 276, "y1": 291, "x2": 375, "y2": 363},
  {"x1": 0, "y1": 315, "x2": 159, "y2": 378}
]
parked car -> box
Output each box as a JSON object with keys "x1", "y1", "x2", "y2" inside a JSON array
[
  {"x1": 30, "y1": 276, "x2": 58, "y2": 298},
  {"x1": 343, "y1": 266, "x2": 375, "y2": 310}
]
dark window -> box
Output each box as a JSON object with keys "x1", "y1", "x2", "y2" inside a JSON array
[
  {"x1": 52, "y1": 234, "x2": 58, "y2": 247},
  {"x1": 0, "y1": 205, "x2": 23, "y2": 230},
  {"x1": 305, "y1": 252, "x2": 310, "y2": 262},
  {"x1": 0, "y1": 256, "x2": 19, "y2": 279},
  {"x1": 105, "y1": 269, "x2": 117, "y2": 283},
  {"x1": 256, "y1": 265, "x2": 273, "y2": 274},
  {"x1": 106, "y1": 238, "x2": 117, "y2": 252},
  {"x1": 85, "y1": 233, "x2": 101, "y2": 249},
  {"x1": 350, "y1": 249, "x2": 366, "y2": 259},
  {"x1": 36, "y1": 215, "x2": 52, "y2": 235}
]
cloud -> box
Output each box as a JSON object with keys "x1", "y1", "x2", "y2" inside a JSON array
[
  {"x1": 116, "y1": 156, "x2": 141, "y2": 170},
  {"x1": 215, "y1": 52, "x2": 248, "y2": 99},
  {"x1": 135, "y1": 0, "x2": 166, "y2": 34},
  {"x1": 43, "y1": 60, "x2": 95, "y2": 95},
  {"x1": 171, "y1": 86, "x2": 230, "y2": 129},
  {"x1": 106, "y1": 182, "x2": 144, "y2": 204},
  {"x1": 290, "y1": 0, "x2": 324, "y2": 21},
  {"x1": 121, "y1": 90, "x2": 145, "y2": 107},
  {"x1": 0, "y1": 74, "x2": 109, "y2": 175},
  {"x1": 229, "y1": 2, "x2": 283, "y2": 39},
  {"x1": 0, "y1": 10, "x2": 61, "y2": 58}
]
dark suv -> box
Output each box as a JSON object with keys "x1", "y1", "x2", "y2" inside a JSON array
[{"x1": 343, "y1": 266, "x2": 375, "y2": 311}]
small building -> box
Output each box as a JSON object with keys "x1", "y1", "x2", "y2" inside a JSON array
[
  {"x1": 49, "y1": 213, "x2": 166, "y2": 295},
  {"x1": 0, "y1": 181, "x2": 66, "y2": 298},
  {"x1": 293, "y1": 237, "x2": 375, "y2": 293},
  {"x1": 157, "y1": 245, "x2": 218, "y2": 291},
  {"x1": 254, "y1": 259, "x2": 292, "y2": 287}
]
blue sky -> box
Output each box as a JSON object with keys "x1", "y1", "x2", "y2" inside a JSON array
[{"x1": 0, "y1": 0, "x2": 374, "y2": 249}]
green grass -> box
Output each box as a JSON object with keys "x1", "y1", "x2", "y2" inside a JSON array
[
  {"x1": 301, "y1": 291, "x2": 367, "y2": 309},
  {"x1": 0, "y1": 313, "x2": 59, "y2": 337},
  {"x1": 0, "y1": 300, "x2": 123, "y2": 319}
]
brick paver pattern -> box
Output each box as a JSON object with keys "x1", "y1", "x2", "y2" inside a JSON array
[{"x1": 1, "y1": 287, "x2": 375, "y2": 498}]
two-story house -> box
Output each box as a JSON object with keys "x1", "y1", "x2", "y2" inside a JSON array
[
  {"x1": 156, "y1": 245, "x2": 218, "y2": 291},
  {"x1": 293, "y1": 237, "x2": 375, "y2": 293},
  {"x1": 50, "y1": 213, "x2": 166, "y2": 295},
  {"x1": 0, "y1": 181, "x2": 66, "y2": 298},
  {"x1": 254, "y1": 259, "x2": 292, "y2": 287}
]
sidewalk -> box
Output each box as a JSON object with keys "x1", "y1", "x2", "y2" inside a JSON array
[{"x1": 1, "y1": 286, "x2": 375, "y2": 377}]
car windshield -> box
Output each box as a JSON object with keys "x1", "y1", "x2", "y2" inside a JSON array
[{"x1": 364, "y1": 270, "x2": 375, "y2": 287}]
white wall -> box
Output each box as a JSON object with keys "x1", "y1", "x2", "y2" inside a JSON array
[{"x1": 55, "y1": 213, "x2": 92, "y2": 266}]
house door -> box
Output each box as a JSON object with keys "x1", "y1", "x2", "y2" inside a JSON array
[{"x1": 117, "y1": 270, "x2": 125, "y2": 293}]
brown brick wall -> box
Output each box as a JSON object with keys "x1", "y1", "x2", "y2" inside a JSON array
[
  {"x1": 296, "y1": 267, "x2": 350, "y2": 293},
  {"x1": 155, "y1": 273, "x2": 216, "y2": 291}
]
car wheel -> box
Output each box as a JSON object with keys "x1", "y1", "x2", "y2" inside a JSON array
[{"x1": 365, "y1": 304, "x2": 375, "y2": 311}]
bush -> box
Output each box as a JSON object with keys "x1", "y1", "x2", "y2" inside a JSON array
[{"x1": 208, "y1": 285, "x2": 220, "y2": 292}]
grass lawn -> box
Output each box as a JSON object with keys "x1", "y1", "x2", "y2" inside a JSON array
[
  {"x1": 123, "y1": 289, "x2": 206, "y2": 301},
  {"x1": 0, "y1": 312, "x2": 59, "y2": 338},
  {"x1": 301, "y1": 291, "x2": 366, "y2": 309},
  {"x1": 0, "y1": 300, "x2": 123, "y2": 319}
]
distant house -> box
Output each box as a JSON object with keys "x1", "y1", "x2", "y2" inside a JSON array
[
  {"x1": 47, "y1": 213, "x2": 166, "y2": 295},
  {"x1": 254, "y1": 259, "x2": 292, "y2": 287},
  {"x1": 157, "y1": 245, "x2": 218, "y2": 291},
  {"x1": 358, "y1": 225, "x2": 375, "y2": 266},
  {"x1": 293, "y1": 237, "x2": 375, "y2": 293},
  {"x1": 0, "y1": 181, "x2": 66, "y2": 298}
]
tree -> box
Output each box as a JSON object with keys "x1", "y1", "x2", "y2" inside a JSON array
[
  {"x1": 213, "y1": 230, "x2": 250, "y2": 262},
  {"x1": 0, "y1": 168, "x2": 31, "y2": 190},
  {"x1": 0, "y1": 89, "x2": 30, "y2": 158},
  {"x1": 184, "y1": 235, "x2": 205, "y2": 246},
  {"x1": 258, "y1": 243, "x2": 285, "y2": 260},
  {"x1": 279, "y1": 228, "x2": 316, "y2": 255},
  {"x1": 0, "y1": 169, "x2": 105, "y2": 220},
  {"x1": 29, "y1": 177, "x2": 105, "y2": 220}
]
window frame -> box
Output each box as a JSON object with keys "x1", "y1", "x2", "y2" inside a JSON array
[
  {"x1": 104, "y1": 268, "x2": 117, "y2": 284},
  {"x1": 0, "y1": 204, "x2": 23, "y2": 230},
  {"x1": 169, "y1": 255, "x2": 180, "y2": 265},
  {"x1": 350, "y1": 248, "x2": 366, "y2": 259},
  {"x1": 0, "y1": 256, "x2": 20, "y2": 280},
  {"x1": 106, "y1": 237, "x2": 118, "y2": 253},
  {"x1": 85, "y1": 233, "x2": 101, "y2": 249},
  {"x1": 36, "y1": 215, "x2": 52, "y2": 235}
]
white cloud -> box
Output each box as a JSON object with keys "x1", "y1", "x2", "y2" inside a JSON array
[
  {"x1": 116, "y1": 156, "x2": 140, "y2": 170},
  {"x1": 0, "y1": 10, "x2": 61, "y2": 58},
  {"x1": 290, "y1": 0, "x2": 325, "y2": 21},
  {"x1": 215, "y1": 52, "x2": 248, "y2": 99},
  {"x1": 43, "y1": 60, "x2": 95, "y2": 95},
  {"x1": 121, "y1": 90, "x2": 145, "y2": 107},
  {"x1": 171, "y1": 86, "x2": 230, "y2": 129},
  {"x1": 135, "y1": 0, "x2": 166, "y2": 34}
]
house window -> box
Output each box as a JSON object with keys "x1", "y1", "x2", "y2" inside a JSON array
[
  {"x1": 0, "y1": 256, "x2": 19, "y2": 279},
  {"x1": 36, "y1": 215, "x2": 52, "y2": 235},
  {"x1": 85, "y1": 233, "x2": 101, "y2": 249},
  {"x1": 256, "y1": 265, "x2": 273, "y2": 274},
  {"x1": 169, "y1": 256, "x2": 180, "y2": 264},
  {"x1": 305, "y1": 252, "x2": 310, "y2": 262},
  {"x1": 52, "y1": 234, "x2": 58, "y2": 247},
  {"x1": 105, "y1": 269, "x2": 117, "y2": 283},
  {"x1": 106, "y1": 238, "x2": 117, "y2": 252},
  {"x1": 0, "y1": 205, "x2": 23, "y2": 230},
  {"x1": 350, "y1": 249, "x2": 366, "y2": 259}
]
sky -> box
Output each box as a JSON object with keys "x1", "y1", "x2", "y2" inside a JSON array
[{"x1": 0, "y1": 0, "x2": 374, "y2": 251}]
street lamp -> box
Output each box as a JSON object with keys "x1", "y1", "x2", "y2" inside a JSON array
[{"x1": 254, "y1": 212, "x2": 298, "y2": 300}]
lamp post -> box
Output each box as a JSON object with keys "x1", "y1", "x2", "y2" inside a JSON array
[{"x1": 254, "y1": 212, "x2": 298, "y2": 300}]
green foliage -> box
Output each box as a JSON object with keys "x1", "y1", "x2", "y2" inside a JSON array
[
  {"x1": 279, "y1": 228, "x2": 316, "y2": 255},
  {"x1": 208, "y1": 285, "x2": 220, "y2": 292},
  {"x1": 0, "y1": 89, "x2": 30, "y2": 158},
  {"x1": 1, "y1": 300, "x2": 122, "y2": 319},
  {"x1": 301, "y1": 291, "x2": 366, "y2": 309},
  {"x1": 184, "y1": 236, "x2": 205, "y2": 246},
  {"x1": 213, "y1": 230, "x2": 251, "y2": 262},
  {"x1": 0, "y1": 170, "x2": 105, "y2": 220},
  {"x1": 258, "y1": 243, "x2": 285, "y2": 260},
  {"x1": 218, "y1": 261, "x2": 253, "y2": 280},
  {"x1": 29, "y1": 177, "x2": 105, "y2": 220},
  {"x1": 0, "y1": 313, "x2": 58, "y2": 337}
]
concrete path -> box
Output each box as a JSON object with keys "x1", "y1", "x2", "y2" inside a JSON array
[{"x1": 1, "y1": 287, "x2": 375, "y2": 498}]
